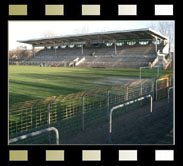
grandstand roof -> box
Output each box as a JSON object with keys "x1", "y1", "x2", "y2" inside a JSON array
[{"x1": 18, "y1": 28, "x2": 168, "y2": 46}]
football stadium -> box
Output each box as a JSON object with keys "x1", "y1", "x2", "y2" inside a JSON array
[{"x1": 9, "y1": 28, "x2": 174, "y2": 144}]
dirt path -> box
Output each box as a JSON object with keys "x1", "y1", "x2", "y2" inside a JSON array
[
  {"x1": 94, "y1": 76, "x2": 138, "y2": 85},
  {"x1": 60, "y1": 98, "x2": 173, "y2": 145}
]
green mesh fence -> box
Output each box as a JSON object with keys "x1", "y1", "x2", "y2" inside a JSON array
[{"x1": 9, "y1": 76, "x2": 173, "y2": 144}]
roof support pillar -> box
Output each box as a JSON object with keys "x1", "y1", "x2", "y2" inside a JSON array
[
  {"x1": 32, "y1": 45, "x2": 35, "y2": 57},
  {"x1": 45, "y1": 46, "x2": 47, "y2": 57},
  {"x1": 114, "y1": 41, "x2": 117, "y2": 55},
  {"x1": 155, "y1": 37, "x2": 158, "y2": 53},
  {"x1": 55, "y1": 47, "x2": 57, "y2": 57},
  {"x1": 81, "y1": 45, "x2": 84, "y2": 55}
]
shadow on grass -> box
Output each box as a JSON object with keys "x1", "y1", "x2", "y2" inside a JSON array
[
  {"x1": 9, "y1": 92, "x2": 37, "y2": 106},
  {"x1": 9, "y1": 80, "x2": 81, "y2": 105}
]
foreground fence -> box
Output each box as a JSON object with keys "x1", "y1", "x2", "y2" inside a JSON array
[
  {"x1": 9, "y1": 127, "x2": 59, "y2": 145},
  {"x1": 9, "y1": 74, "x2": 173, "y2": 144},
  {"x1": 108, "y1": 94, "x2": 153, "y2": 143}
]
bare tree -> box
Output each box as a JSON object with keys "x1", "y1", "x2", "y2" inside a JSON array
[
  {"x1": 42, "y1": 31, "x2": 57, "y2": 37},
  {"x1": 73, "y1": 25, "x2": 89, "y2": 34},
  {"x1": 147, "y1": 21, "x2": 174, "y2": 51},
  {"x1": 9, "y1": 46, "x2": 41, "y2": 60}
]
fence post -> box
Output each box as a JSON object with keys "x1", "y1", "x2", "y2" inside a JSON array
[
  {"x1": 154, "y1": 79, "x2": 158, "y2": 101},
  {"x1": 126, "y1": 86, "x2": 128, "y2": 101},
  {"x1": 107, "y1": 90, "x2": 110, "y2": 119},
  {"x1": 140, "y1": 82, "x2": 143, "y2": 97},
  {"x1": 151, "y1": 80, "x2": 155, "y2": 101},
  {"x1": 47, "y1": 103, "x2": 51, "y2": 143},
  {"x1": 140, "y1": 82, "x2": 143, "y2": 106},
  {"x1": 82, "y1": 95, "x2": 85, "y2": 131},
  {"x1": 31, "y1": 107, "x2": 33, "y2": 129},
  {"x1": 48, "y1": 103, "x2": 51, "y2": 125},
  {"x1": 139, "y1": 67, "x2": 143, "y2": 96},
  {"x1": 150, "y1": 96, "x2": 153, "y2": 113},
  {"x1": 125, "y1": 86, "x2": 129, "y2": 111},
  {"x1": 156, "y1": 79, "x2": 158, "y2": 101}
]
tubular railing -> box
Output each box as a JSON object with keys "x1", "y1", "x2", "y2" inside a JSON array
[
  {"x1": 9, "y1": 127, "x2": 59, "y2": 145},
  {"x1": 151, "y1": 56, "x2": 159, "y2": 67},
  {"x1": 108, "y1": 94, "x2": 153, "y2": 143}
]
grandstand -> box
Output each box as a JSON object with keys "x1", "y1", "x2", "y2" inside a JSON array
[
  {"x1": 17, "y1": 28, "x2": 171, "y2": 68},
  {"x1": 9, "y1": 28, "x2": 174, "y2": 145}
]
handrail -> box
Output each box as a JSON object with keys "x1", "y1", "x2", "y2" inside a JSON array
[
  {"x1": 108, "y1": 94, "x2": 152, "y2": 143},
  {"x1": 75, "y1": 57, "x2": 85, "y2": 66},
  {"x1": 69, "y1": 57, "x2": 79, "y2": 66},
  {"x1": 151, "y1": 56, "x2": 159, "y2": 67},
  {"x1": 9, "y1": 127, "x2": 59, "y2": 145},
  {"x1": 165, "y1": 58, "x2": 172, "y2": 70}
]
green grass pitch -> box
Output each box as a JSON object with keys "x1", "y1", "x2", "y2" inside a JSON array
[{"x1": 9, "y1": 65, "x2": 170, "y2": 105}]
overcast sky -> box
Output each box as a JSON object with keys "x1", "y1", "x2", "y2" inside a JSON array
[{"x1": 8, "y1": 21, "x2": 173, "y2": 50}]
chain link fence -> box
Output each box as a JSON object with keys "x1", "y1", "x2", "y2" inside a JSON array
[{"x1": 9, "y1": 74, "x2": 173, "y2": 144}]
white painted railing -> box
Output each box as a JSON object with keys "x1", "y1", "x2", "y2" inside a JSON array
[
  {"x1": 165, "y1": 58, "x2": 172, "y2": 70},
  {"x1": 9, "y1": 127, "x2": 59, "y2": 145},
  {"x1": 151, "y1": 56, "x2": 159, "y2": 67},
  {"x1": 69, "y1": 57, "x2": 79, "y2": 66},
  {"x1": 108, "y1": 94, "x2": 153, "y2": 143},
  {"x1": 75, "y1": 57, "x2": 85, "y2": 66}
]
